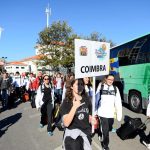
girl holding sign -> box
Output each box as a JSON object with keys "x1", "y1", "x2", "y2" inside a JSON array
[{"x1": 60, "y1": 78, "x2": 96, "y2": 150}]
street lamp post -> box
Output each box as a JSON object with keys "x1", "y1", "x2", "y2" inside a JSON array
[{"x1": 2, "y1": 57, "x2": 7, "y2": 72}]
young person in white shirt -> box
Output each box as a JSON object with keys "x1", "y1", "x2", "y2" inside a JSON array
[
  {"x1": 55, "y1": 73, "x2": 63, "y2": 104},
  {"x1": 35, "y1": 75, "x2": 55, "y2": 136},
  {"x1": 95, "y1": 74, "x2": 122, "y2": 150}
]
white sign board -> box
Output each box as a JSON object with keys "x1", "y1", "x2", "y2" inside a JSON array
[{"x1": 75, "y1": 39, "x2": 110, "y2": 79}]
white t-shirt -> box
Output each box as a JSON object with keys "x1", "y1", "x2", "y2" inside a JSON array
[
  {"x1": 96, "y1": 83, "x2": 122, "y2": 121},
  {"x1": 56, "y1": 78, "x2": 62, "y2": 89}
]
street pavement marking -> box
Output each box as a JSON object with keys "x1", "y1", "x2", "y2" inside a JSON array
[{"x1": 29, "y1": 113, "x2": 40, "y2": 119}]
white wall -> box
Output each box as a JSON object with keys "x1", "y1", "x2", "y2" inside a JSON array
[
  {"x1": 22, "y1": 60, "x2": 37, "y2": 74},
  {"x1": 5, "y1": 65, "x2": 28, "y2": 74}
]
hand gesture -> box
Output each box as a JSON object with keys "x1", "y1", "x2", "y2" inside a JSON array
[{"x1": 73, "y1": 97, "x2": 81, "y2": 110}]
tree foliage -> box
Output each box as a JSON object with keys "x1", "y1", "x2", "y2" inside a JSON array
[
  {"x1": 85, "y1": 32, "x2": 116, "y2": 47},
  {"x1": 36, "y1": 21, "x2": 115, "y2": 71},
  {"x1": 36, "y1": 21, "x2": 77, "y2": 70}
]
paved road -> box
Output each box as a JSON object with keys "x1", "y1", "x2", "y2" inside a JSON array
[{"x1": 0, "y1": 101, "x2": 149, "y2": 150}]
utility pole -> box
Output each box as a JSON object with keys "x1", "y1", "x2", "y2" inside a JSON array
[
  {"x1": 45, "y1": 3, "x2": 51, "y2": 74},
  {"x1": 45, "y1": 3, "x2": 51, "y2": 28}
]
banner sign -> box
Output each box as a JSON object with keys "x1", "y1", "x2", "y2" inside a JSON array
[{"x1": 75, "y1": 39, "x2": 110, "y2": 78}]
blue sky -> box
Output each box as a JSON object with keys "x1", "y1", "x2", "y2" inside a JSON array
[{"x1": 0, "y1": 0, "x2": 150, "y2": 62}]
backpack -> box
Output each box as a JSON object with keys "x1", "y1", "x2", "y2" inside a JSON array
[
  {"x1": 40, "y1": 83, "x2": 52, "y2": 93},
  {"x1": 40, "y1": 84, "x2": 45, "y2": 93},
  {"x1": 95, "y1": 83, "x2": 117, "y2": 110}
]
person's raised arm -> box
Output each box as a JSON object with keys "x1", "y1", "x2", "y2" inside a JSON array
[{"x1": 63, "y1": 97, "x2": 81, "y2": 127}]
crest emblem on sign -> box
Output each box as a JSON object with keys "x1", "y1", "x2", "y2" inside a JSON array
[
  {"x1": 95, "y1": 44, "x2": 107, "y2": 59},
  {"x1": 80, "y1": 46, "x2": 88, "y2": 56}
]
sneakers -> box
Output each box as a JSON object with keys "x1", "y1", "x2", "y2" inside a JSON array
[
  {"x1": 48, "y1": 131, "x2": 53, "y2": 136},
  {"x1": 39, "y1": 123, "x2": 44, "y2": 128},
  {"x1": 111, "y1": 128, "x2": 116, "y2": 133},
  {"x1": 148, "y1": 144, "x2": 150, "y2": 149},
  {"x1": 103, "y1": 148, "x2": 110, "y2": 150},
  {"x1": 101, "y1": 142, "x2": 110, "y2": 150},
  {"x1": 142, "y1": 141, "x2": 150, "y2": 149}
]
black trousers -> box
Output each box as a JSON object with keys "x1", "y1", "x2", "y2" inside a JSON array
[
  {"x1": 65, "y1": 136, "x2": 84, "y2": 150},
  {"x1": 30, "y1": 91, "x2": 36, "y2": 108},
  {"x1": 15, "y1": 86, "x2": 25, "y2": 100},
  {"x1": 99, "y1": 117, "x2": 114, "y2": 149},
  {"x1": 40, "y1": 102, "x2": 53, "y2": 132},
  {"x1": 15, "y1": 87, "x2": 21, "y2": 99}
]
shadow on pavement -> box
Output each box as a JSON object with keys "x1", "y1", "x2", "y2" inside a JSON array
[{"x1": 0, "y1": 113, "x2": 22, "y2": 138}]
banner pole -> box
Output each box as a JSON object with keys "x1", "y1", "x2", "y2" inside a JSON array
[{"x1": 92, "y1": 76, "x2": 96, "y2": 133}]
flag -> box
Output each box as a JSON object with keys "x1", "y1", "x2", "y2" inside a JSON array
[{"x1": 110, "y1": 57, "x2": 119, "y2": 75}]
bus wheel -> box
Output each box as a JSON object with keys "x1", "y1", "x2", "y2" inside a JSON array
[{"x1": 129, "y1": 91, "x2": 142, "y2": 113}]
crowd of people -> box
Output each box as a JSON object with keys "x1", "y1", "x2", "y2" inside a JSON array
[
  {"x1": 0, "y1": 70, "x2": 150, "y2": 150},
  {"x1": 0, "y1": 70, "x2": 43, "y2": 110}
]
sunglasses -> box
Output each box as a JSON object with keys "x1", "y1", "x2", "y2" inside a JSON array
[{"x1": 44, "y1": 78, "x2": 49, "y2": 80}]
